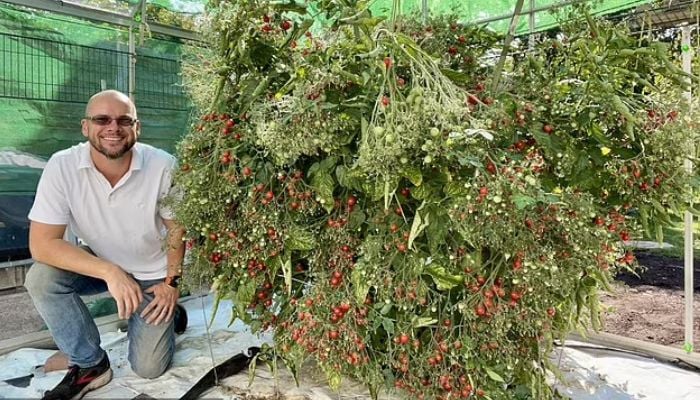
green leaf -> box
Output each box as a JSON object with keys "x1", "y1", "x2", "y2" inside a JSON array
[
  {"x1": 684, "y1": 342, "x2": 695, "y2": 353},
  {"x1": 444, "y1": 181, "x2": 467, "y2": 197},
  {"x1": 589, "y1": 291, "x2": 601, "y2": 331},
  {"x1": 384, "y1": 179, "x2": 396, "y2": 210},
  {"x1": 351, "y1": 266, "x2": 371, "y2": 303},
  {"x1": 311, "y1": 171, "x2": 335, "y2": 213},
  {"x1": 655, "y1": 223, "x2": 664, "y2": 244},
  {"x1": 457, "y1": 156, "x2": 482, "y2": 168},
  {"x1": 324, "y1": 367, "x2": 342, "y2": 390},
  {"x1": 531, "y1": 128, "x2": 564, "y2": 154},
  {"x1": 234, "y1": 280, "x2": 256, "y2": 324},
  {"x1": 380, "y1": 302, "x2": 393, "y2": 315},
  {"x1": 248, "y1": 352, "x2": 260, "y2": 387},
  {"x1": 336, "y1": 166, "x2": 364, "y2": 191},
  {"x1": 425, "y1": 207, "x2": 448, "y2": 252},
  {"x1": 209, "y1": 294, "x2": 222, "y2": 327},
  {"x1": 589, "y1": 123, "x2": 612, "y2": 145},
  {"x1": 513, "y1": 195, "x2": 537, "y2": 210},
  {"x1": 590, "y1": 268, "x2": 613, "y2": 292},
  {"x1": 348, "y1": 209, "x2": 366, "y2": 230},
  {"x1": 408, "y1": 206, "x2": 429, "y2": 250},
  {"x1": 581, "y1": 276, "x2": 597, "y2": 288},
  {"x1": 640, "y1": 206, "x2": 652, "y2": 238},
  {"x1": 270, "y1": 2, "x2": 307, "y2": 13},
  {"x1": 249, "y1": 39, "x2": 276, "y2": 68},
  {"x1": 403, "y1": 164, "x2": 423, "y2": 186},
  {"x1": 411, "y1": 184, "x2": 434, "y2": 200},
  {"x1": 351, "y1": 17, "x2": 385, "y2": 28},
  {"x1": 425, "y1": 265, "x2": 464, "y2": 290},
  {"x1": 286, "y1": 226, "x2": 316, "y2": 251},
  {"x1": 381, "y1": 317, "x2": 395, "y2": 336},
  {"x1": 610, "y1": 95, "x2": 635, "y2": 124},
  {"x1": 282, "y1": 19, "x2": 314, "y2": 49},
  {"x1": 309, "y1": 156, "x2": 338, "y2": 176},
  {"x1": 650, "y1": 199, "x2": 673, "y2": 226},
  {"x1": 441, "y1": 68, "x2": 471, "y2": 86},
  {"x1": 334, "y1": 165, "x2": 347, "y2": 187},
  {"x1": 360, "y1": 117, "x2": 368, "y2": 137},
  {"x1": 411, "y1": 316, "x2": 437, "y2": 328},
  {"x1": 484, "y1": 367, "x2": 505, "y2": 383},
  {"x1": 362, "y1": 179, "x2": 385, "y2": 201}
]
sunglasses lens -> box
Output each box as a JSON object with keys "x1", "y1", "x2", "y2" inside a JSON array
[
  {"x1": 88, "y1": 116, "x2": 135, "y2": 126},
  {"x1": 92, "y1": 116, "x2": 111, "y2": 125},
  {"x1": 116, "y1": 117, "x2": 135, "y2": 126}
]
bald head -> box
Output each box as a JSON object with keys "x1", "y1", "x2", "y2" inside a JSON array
[
  {"x1": 82, "y1": 89, "x2": 140, "y2": 160},
  {"x1": 85, "y1": 90, "x2": 137, "y2": 118}
]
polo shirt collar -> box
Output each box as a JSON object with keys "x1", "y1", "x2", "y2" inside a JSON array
[{"x1": 77, "y1": 141, "x2": 143, "y2": 172}]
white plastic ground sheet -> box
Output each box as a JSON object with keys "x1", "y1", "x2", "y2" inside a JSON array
[{"x1": 1, "y1": 295, "x2": 699, "y2": 399}]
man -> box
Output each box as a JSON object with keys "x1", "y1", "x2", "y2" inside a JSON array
[{"x1": 24, "y1": 89, "x2": 186, "y2": 400}]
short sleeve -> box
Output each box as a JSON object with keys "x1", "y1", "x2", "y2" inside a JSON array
[{"x1": 28, "y1": 156, "x2": 71, "y2": 225}]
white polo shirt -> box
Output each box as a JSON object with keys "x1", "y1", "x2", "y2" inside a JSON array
[{"x1": 28, "y1": 142, "x2": 177, "y2": 280}]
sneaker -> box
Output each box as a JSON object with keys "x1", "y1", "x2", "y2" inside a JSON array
[
  {"x1": 174, "y1": 303, "x2": 187, "y2": 335},
  {"x1": 42, "y1": 355, "x2": 112, "y2": 400}
]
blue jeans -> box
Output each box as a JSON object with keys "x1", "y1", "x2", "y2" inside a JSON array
[{"x1": 24, "y1": 262, "x2": 175, "y2": 379}]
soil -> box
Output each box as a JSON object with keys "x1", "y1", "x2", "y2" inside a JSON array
[{"x1": 601, "y1": 251, "x2": 700, "y2": 350}]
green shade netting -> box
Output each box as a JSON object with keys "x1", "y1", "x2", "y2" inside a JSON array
[
  {"x1": 0, "y1": 3, "x2": 192, "y2": 194},
  {"x1": 369, "y1": 0, "x2": 653, "y2": 33}
]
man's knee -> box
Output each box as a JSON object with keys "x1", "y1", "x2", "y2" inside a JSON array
[
  {"x1": 129, "y1": 355, "x2": 170, "y2": 379},
  {"x1": 24, "y1": 262, "x2": 55, "y2": 297}
]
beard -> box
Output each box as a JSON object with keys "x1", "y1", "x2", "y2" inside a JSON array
[{"x1": 88, "y1": 134, "x2": 136, "y2": 160}]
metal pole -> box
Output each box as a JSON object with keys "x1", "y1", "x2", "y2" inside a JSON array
[
  {"x1": 681, "y1": 25, "x2": 694, "y2": 352},
  {"x1": 490, "y1": 0, "x2": 525, "y2": 93},
  {"x1": 139, "y1": 0, "x2": 147, "y2": 45},
  {"x1": 422, "y1": 0, "x2": 428, "y2": 25},
  {"x1": 128, "y1": 26, "x2": 136, "y2": 102},
  {"x1": 0, "y1": 258, "x2": 33, "y2": 270},
  {"x1": 528, "y1": 0, "x2": 535, "y2": 49}
]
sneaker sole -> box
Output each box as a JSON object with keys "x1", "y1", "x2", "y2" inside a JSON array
[{"x1": 71, "y1": 368, "x2": 113, "y2": 400}]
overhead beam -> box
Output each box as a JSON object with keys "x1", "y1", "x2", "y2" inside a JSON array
[
  {"x1": 0, "y1": 0, "x2": 200, "y2": 41},
  {"x1": 471, "y1": 0, "x2": 587, "y2": 25}
]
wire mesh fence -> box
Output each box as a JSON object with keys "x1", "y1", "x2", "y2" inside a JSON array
[
  {"x1": 0, "y1": 32, "x2": 189, "y2": 111},
  {"x1": 135, "y1": 54, "x2": 188, "y2": 110}
]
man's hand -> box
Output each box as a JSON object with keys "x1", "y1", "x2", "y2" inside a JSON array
[
  {"x1": 105, "y1": 267, "x2": 143, "y2": 320},
  {"x1": 141, "y1": 283, "x2": 179, "y2": 325}
]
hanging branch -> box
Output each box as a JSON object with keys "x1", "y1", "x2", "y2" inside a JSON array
[
  {"x1": 490, "y1": 0, "x2": 525, "y2": 93},
  {"x1": 391, "y1": 0, "x2": 402, "y2": 29}
]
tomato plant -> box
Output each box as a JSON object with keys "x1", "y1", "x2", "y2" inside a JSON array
[{"x1": 173, "y1": 1, "x2": 698, "y2": 398}]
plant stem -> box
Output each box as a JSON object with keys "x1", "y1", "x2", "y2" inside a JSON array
[{"x1": 210, "y1": 75, "x2": 227, "y2": 113}]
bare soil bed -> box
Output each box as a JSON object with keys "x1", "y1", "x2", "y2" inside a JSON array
[{"x1": 601, "y1": 252, "x2": 700, "y2": 350}]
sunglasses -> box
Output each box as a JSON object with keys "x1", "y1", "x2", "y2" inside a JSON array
[{"x1": 85, "y1": 115, "x2": 138, "y2": 127}]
